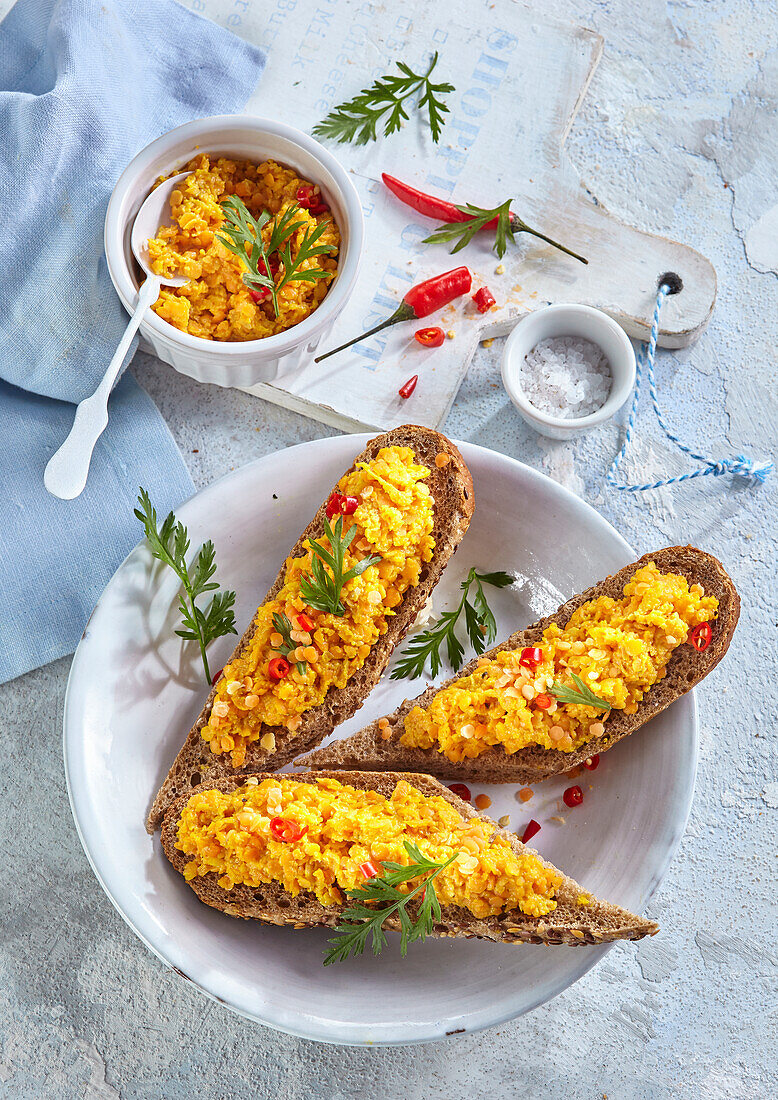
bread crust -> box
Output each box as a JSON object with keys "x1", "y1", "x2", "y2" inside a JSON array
[
  {"x1": 160, "y1": 770, "x2": 658, "y2": 947},
  {"x1": 146, "y1": 427, "x2": 474, "y2": 832},
  {"x1": 299, "y1": 546, "x2": 739, "y2": 783}
]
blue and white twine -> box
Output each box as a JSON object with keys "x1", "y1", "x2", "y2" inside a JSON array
[{"x1": 606, "y1": 283, "x2": 773, "y2": 492}]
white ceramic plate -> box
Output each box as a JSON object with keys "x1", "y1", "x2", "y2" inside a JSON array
[{"x1": 64, "y1": 436, "x2": 696, "y2": 1045}]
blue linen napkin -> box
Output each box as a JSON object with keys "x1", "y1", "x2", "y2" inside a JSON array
[{"x1": 0, "y1": 0, "x2": 265, "y2": 683}]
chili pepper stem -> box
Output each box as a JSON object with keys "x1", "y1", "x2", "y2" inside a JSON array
[
  {"x1": 510, "y1": 216, "x2": 588, "y2": 265},
  {"x1": 314, "y1": 301, "x2": 416, "y2": 362}
]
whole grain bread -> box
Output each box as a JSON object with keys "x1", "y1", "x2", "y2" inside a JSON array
[
  {"x1": 160, "y1": 770, "x2": 658, "y2": 947},
  {"x1": 298, "y1": 546, "x2": 738, "y2": 784},
  {"x1": 146, "y1": 426, "x2": 474, "y2": 832}
]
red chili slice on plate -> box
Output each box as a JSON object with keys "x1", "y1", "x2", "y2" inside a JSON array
[
  {"x1": 563, "y1": 785, "x2": 584, "y2": 808},
  {"x1": 521, "y1": 819, "x2": 541, "y2": 844},
  {"x1": 448, "y1": 782, "x2": 472, "y2": 802}
]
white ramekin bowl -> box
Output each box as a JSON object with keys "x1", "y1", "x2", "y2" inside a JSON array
[
  {"x1": 501, "y1": 304, "x2": 637, "y2": 441},
  {"x1": 105, "y1": 116, "x2": 364, "y2": 388}
]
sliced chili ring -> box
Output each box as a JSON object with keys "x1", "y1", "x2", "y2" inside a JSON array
[
  {"x1": 296, "y1": 612, "x2": 315, "y2": 632},
  {"x1": 270, "y1": 817, "x2": 308, "y2": 843},
  {"x1": 325, "y1": 491, "x2": 344, "y2": 519},
  {"x1": 359, "y1": 860, "x2": 379, "y2": 879},
  {"x1": 268, "y1": 656, "x2": 291, "y2": 681},
  {"x1": 414, "y1": 326, "x2": 445, "y2": 348},
  {"x1": 689, "y1": 621, "x2": 712, "y2": 652},
  {"x1": 563, "y1": 785, "x2": 584, "y2": 808},
  {"x1": 519, "y1": 646, "x2": 542, "y2": 671},
  {"x1": 472, "y1": 286, "x2": 496, "y2": 313},
  {"x1": 534, "y1": 693, "x2": 553, "y2": 710},
  {"x1": 448, "y1": 782, "x2": 472, "y2": 802},
  {"x1": 583, "y1": 754, "x2": 600, "y2": 771}
]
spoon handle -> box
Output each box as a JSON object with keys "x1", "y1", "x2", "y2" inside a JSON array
[{"x1": 44, "y1": 277, "x2": 162, "y2": 500}]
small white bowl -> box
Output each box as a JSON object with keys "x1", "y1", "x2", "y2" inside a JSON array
[
  {"x1": 105, "y1": 116, "x2": 364, "y2": 388},
  {"x1": 501, "y1": 304, "x2": 636, "y2": 440}
]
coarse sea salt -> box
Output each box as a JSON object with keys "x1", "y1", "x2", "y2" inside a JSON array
[{"x1": 519, "y1": 336, "x2": 612, "y2": 419}]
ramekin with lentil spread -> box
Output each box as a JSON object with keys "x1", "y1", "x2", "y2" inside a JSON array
[
  {"x1": 148, "y1": 155, "x2": 340, "y2": 343},
  {"x1": 104, "y1": 116, "x2": 363, "y2": 387}
]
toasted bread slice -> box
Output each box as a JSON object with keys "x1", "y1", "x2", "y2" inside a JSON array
[
  {"x1": 298, "y1": 546, "x2": 738, "y2": 784},
  {"x1": 147, "y1": 427, "x2": 474, "y2": 832},
  {"x1": 161, "y1": 770, "x2": 658, "y2": 947}
]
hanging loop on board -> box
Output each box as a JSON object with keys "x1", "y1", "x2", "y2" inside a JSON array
[{"x1": 606, "y1": 279, "x2": 773, "y2": 492}]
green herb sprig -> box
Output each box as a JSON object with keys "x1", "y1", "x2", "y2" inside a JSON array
[
  {"x1": 217, "y1": 195, "x2": 336, "y2": 318},
  {"x1": 272, "y1": 611, "x2": 307, "y2": 676},
  {"x1": 134, "y1": 489, "x2": 237, "y2": 684},
  {"x1": 550, "y1": 672, "x2": 610, "y2": 711},
  {"x1": 312, "y1": 53, "x2": 454, "y2": 146},
  {"x1": 324, "y1": 842, "x2": 457, "y2": 964},
  {"x1": 299, "y1": 515, "x2": 381, "y2": 618},
  {"x1": 423, "y1": 200, "x2": 588, "y2": 264},
  {"x1": 391, "y1": 568, "x2": 513, "y2": 680}
]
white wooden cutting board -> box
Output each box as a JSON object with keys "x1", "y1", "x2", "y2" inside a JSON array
[{"x1": 192, "y1": 0, "x2": 716, "y2": 432}]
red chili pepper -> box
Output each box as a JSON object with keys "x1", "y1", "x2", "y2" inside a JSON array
[
  {"x1": 414, "y1": 326, "x2": 445, "y2": 348},
  {"x1": 249, "y1": 288, "x2": 270, "y2": 303},
  {"x1": 211, "y1": 667, "x2": 223, "y2": 685},
  {"x1": 296, "y1": 612, "x2": 315, "y2": 632},
  {"x1": 563, "y1": 785, "x2": 584, "y2": 808},
  {"x1": 535, "y1": 693, "x2": 553, "y2": 710},
  {"x1": 382, "y1": 173, "x2": 474, "y2": 225},
  {"x1": 521, "y1": 819, "x2": 541, "y2": 844},
  {"x1": 382, "y1": 173, "x2": 588, "y2": 265},
  {"x1": 315, "y1": 267, "x2": 471, "y2": 362},
  {"x1": 519, "y1": 647, "x2": 542, "y2": 672},
  {"x1": 268, "y1": 656, "x2": 291, "y2": 681},
  {"x1": 448, "y1": 782, "x2": 472, "y2": 802},
  {"x1": 583, "y1": 754, "x2": 600, "y2": 771},
  {"x1": 359, "y1": 860, "x2": 379, "y2": 879},
  {"x1": 308, "y1": 201, "x2": 329, "y2": 216},
  {"x1": 689, "y1": 621, "x2": 712, "y2": 652},
  {"x1": 270, "y1": 817, "x2": 308, "y2": 843},
  {"x1": 296, "y1": 185, "x2": 315, "y2": 208},
  {"x1": 325, "y1": 491, "x2": 358, "y2": 518},
  {"x1": 473, "y1": 287, "x2": 496, "y2": 313},
  {"x1": 399, "y1": 375, "x2": 418, "y2": 399}
]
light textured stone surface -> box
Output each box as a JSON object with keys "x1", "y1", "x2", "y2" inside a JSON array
[{"x1": 2, "y1": 0, "x2": 777, "y2": 1095}]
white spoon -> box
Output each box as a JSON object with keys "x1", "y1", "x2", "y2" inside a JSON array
[{"x1": 44, "y1": 172, "x2": 190, "y2": 500}]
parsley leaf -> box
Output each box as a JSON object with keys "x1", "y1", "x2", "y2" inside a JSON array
[
  {"x1": 217, "y1": 195, "x2": 336, "y2": 319},
  {"x1": 134, "y1": 489, "x2": 237, "y2": 683},
  {"x1": 299, "y1": 515, "x2": 381, "y2": 617},
  {"x1": 312, "y1": 53, "x2": 454, "y2": 146},
  {"x1": 423, "y1": 199, "x2": 588, "y2": 263},
  {"x1": 323, "y1": 842, "x2": 457, "y2": 964},
  {"x1": 550, "y1": 672, "x2": 610, "y2": 711},
  {"x1": 391, "y1": 567, "x2": 513, "y2": 680}
]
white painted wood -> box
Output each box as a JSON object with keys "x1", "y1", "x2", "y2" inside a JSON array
[{"x1": 208, "y1": 1, "x2": 715, "y2": 430}]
